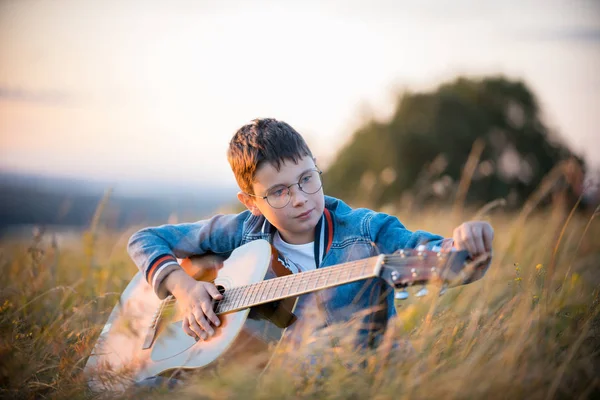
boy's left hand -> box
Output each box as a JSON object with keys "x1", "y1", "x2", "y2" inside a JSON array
[{"x1": 452, "y1": 221, "x2": 494, "y2": 258}]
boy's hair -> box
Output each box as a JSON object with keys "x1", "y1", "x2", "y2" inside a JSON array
[{"x1": 227, "y1": 118, "x2": 314, "y2": 194}]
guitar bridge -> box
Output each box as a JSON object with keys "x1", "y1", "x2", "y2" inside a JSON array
[
  {"x1": 142, "y1": 325, "x2": 158, "y2": 350},
  {"x1": 142, "y1": 296, "x2": 172, "y2": 350}
]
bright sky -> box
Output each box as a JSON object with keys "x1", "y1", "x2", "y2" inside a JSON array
[{"x1": 1, "y1": 0, "x2": 599, "y2": 188}]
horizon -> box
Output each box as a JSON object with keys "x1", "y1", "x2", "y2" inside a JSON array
[{"x1": 0, "y1": 168, "x2": 239, "y2": 198}]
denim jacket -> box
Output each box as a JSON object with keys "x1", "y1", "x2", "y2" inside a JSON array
[{"x1": 127, "y1": 195, "x2": 454, "y2": 345}]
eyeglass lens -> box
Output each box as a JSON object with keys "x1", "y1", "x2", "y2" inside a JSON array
[{"x1": 266, "y1": 170, "x2": 322, "y2": 208}]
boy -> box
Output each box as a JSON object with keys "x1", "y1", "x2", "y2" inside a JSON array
[{"x1": 128, "y1": 118, "x2": 493, "y2": 346}]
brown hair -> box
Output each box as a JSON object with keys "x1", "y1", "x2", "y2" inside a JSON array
[{"x1": 227, "y1": 118, "x2": 313, "y2": 194}]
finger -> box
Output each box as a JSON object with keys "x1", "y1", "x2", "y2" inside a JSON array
[
  {"x1": 193, "y1": 308, "x2": 214, "y2": 337},
  {"x1": 186, "y1": 315, "x2": 206, "y2": 340},
  {"x1": 182, "y1": 318, "x2": 200, "y2": 340},
  {"x1": 471, "y1": 225, "x2": 486, "y2": 255},
  {"x1": 200, "y1": 299, "x2": 220, "y2": 329},
  {"x1": 461, "y1": 228, "x2": 477, "y2": 257},
  {"x1": 206, "y1": 284, "x2": 224, "y2": 300},
  {"x1": 483, "y1": 225, "x2": 494, "y2": 252},
  {"x1": 209, "y1": 255, "x2": 225, "y2": 270},
  {"x1": 453, "y1": 228, "x2": 466, "y2": 251}
]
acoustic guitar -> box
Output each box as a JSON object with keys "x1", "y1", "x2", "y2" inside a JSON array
[{"x1": 84, "y1": 239, "x2": 483, "y2": 391}]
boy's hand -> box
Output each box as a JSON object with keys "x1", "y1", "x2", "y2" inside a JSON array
[
  {"x1": 452, "y1": 221, "x2": 494, "y2": 258},
  {"x1": 163, "y1": 269, "x2": 223, "y2": 340}
]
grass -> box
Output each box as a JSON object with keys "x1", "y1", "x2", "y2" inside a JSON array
[{"x1": 0, "y1": 196, "x2": 598, "y2": 399}]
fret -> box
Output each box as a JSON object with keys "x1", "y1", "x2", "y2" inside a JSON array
[
  {"x1": 271, "y1": 276, "x2": 280, "y2": 301},
  {"x1": 263, "y1": 281, "x2": 272, "y2": 303},
  {"x1": 289, "y1": 273, "x2": 300, "y2": 298},
  {"x1": 313, "y1": 270, "x2": 321, "y2": 291},
  {"x1": 256, "y1": 281, "x2": 267, "y2": 305},
  {"x1": 217, "y1": 288, "x2": 229, "y2": 313},
  {"x1": 251, "y1": 282, "x2": 262, "y2": 306},
  {"x1": 276, "y1": 274, "x2": 285, "y2": 300},
  {"x1": 283, "y1": 273, "x2": 294, "y2": 299},
  {"x1": 300, "y1": 272, "x2": 310, "y2": 294},
  {"x1": 264, "y1": 279, "x2": 275, "y2": 304},
  {"x1": 236, "y1": 286, "x2": 247, "y2": 309},
  {"x1": 220, "y1": 293, "x2": 233, "y2": 313},
  {"x1": 268, "y1": 279, "x2": 278, "y2": 302},
  {"x1": 295, "y1": 274, "x2": 304, "y2": 295},
  {"x1": 235, "y1": 286, "x2": 249, "y2": 310},
  {"x1": 226, "y1": 287, "x2": 240, "y2": 312},
  {"x1": 350, "y1": 263, "x2": 358, "y2": 279},
  {"x1": 225, "y1": 288, "x2": 238, "y2": 312},
  {"x1": 283, "y1": 273, "x2": 294, "y2": 298},
  {"x1": 248, "y1": 281, "x2": 259, "y2": 308},
  {"x1": 219, "y1": 288, "x2": 234, "y2": 313},
  {"x1": 342, "y1": 265, "x2": 349, "y2": 284},
  {"x1": 215, "y1": 293, "x2": 225, "y2": 314},
  {"x1": 358, "y1": 260, "x2": 368, "y2": 280},
  {"x1": 276, "y1": 276, "x2": 286, "y2": 301},
  {"x1": 333, "y1": 268, "x2": 342, "y2": 283},
  {"x1": 259, "y1": 280, "x2": 273, "y2": 304},
  {"x1": 305, "y1": 271, "x2": 313, "y2": 291}
]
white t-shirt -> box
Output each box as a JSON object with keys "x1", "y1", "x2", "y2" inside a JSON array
[
  {"x1": 272, "y1": 231, "x2": 324, "y2": 339},
  {"x1": 273, "y1": 231, "x2": 316, "y2": 273}
]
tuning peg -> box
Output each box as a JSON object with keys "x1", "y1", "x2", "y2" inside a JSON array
[
  {"x1": 415, "y1": 285, "x2": 428, "y2": 297},
  {"x1": 395, "y1": 288, "x2": 409, "y2": 300},
  {"x1": 439, "y1": 283, "x2": 448, "y2": 296}
]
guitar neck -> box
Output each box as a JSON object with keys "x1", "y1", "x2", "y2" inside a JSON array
[{"x1": 214, "y1": 256, "x2": 383, "y2": 314}]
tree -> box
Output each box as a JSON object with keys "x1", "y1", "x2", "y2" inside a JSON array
[{"x1": 324, "y1": 76, "x2": 585, "y2": 209}]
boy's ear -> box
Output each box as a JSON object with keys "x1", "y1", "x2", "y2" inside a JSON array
[
  {"x1": 237, "y1": 192, "x2": 262, "y2": 216},
  {"x1": 312, "y1": 157, "x2": 321, "y2": 171}
]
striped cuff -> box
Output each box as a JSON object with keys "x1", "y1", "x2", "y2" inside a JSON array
[{"x1": 146, "y1": 254, "x2": 180, "y2": 299}]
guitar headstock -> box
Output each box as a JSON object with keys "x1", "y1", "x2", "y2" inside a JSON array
[{"x1": 378, "y1": 249, "x2": 491, "y2": 298}]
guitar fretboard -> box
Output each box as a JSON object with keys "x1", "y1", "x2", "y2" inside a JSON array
[{"x1": 213, "y1": 256, "x2": 381, "y2": 314}]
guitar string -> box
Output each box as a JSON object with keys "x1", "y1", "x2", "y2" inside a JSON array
[
  {"x1": 220, "y1": 260, "x2": 372, "y2": 312},
  {"x1": 159, "y1": 252, "x2": 448, "y2": 310},
  {"x1": 159, "y1": 258, "x2": 375, "y2": 312},
  {"x1": 160, "y1": 252, "x2": 449, "y2": 313}
]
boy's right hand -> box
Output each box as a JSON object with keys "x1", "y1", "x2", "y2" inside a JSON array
[{"x1": 163, "y1": 269, "x2": 223, "y2": 340}]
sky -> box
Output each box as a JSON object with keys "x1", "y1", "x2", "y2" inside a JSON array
[{"x1": 1, "y1": 0, "x2": 599, "y2": 189}]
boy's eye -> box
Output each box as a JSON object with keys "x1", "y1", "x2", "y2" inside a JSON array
[
  {"x1": 269, "y1": 188, "x2": 287, "y2": 198},
  {"x1": 301, "y1": 174, "x2": 312, "y2": 184}
]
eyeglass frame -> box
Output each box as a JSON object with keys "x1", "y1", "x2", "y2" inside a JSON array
[{"x1": 245, "y1": 168, "x2": 323, "y2": 209}]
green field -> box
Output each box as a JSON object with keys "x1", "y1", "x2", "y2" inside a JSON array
[{"x1": 1, "y1": 198, "x2": 598, "y2": 399}]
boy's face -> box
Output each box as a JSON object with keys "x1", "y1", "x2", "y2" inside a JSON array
[{"x1": 238, "y1": 156, "x2": 325, "y2": 244}]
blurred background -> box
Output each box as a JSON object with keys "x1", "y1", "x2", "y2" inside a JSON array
[{"x1": 1, "y1": 0, "x2": 599, "y2": 235}]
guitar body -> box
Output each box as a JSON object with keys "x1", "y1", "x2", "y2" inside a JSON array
[{"x1": 85, "y1": 240, "x2": 296, "y2": 391}]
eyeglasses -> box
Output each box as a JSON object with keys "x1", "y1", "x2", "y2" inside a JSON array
[{"x1": 247, "y1": 169, "x2": 323, "y2": 209}]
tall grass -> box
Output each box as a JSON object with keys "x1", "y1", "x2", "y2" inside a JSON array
[{"x1": 0, "y1": 196, "x2": 598, "y2": 399}]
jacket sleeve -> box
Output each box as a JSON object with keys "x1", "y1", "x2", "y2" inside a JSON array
[
  {"x1": 127, "y1": 211, "x2": 250, "y2": 299},
  {"x1": 369, "y1": 212, "x2": 491, "y2": 294},
  {"x1": 367, "y1": 212, "x2": 453, "y2": 254}
]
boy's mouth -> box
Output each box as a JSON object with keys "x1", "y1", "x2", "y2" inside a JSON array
[{"x1": 295, "y1": 209, "x2": 313, "y2": 219}]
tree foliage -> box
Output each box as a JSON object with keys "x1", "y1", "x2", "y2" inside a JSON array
[{"x1": 324, "y1": 76, "x2": 585, "y2": 208}]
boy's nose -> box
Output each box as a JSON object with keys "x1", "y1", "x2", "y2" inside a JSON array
[{"x1": 289, "y1": 185, "x2": 308, "y2": 206}]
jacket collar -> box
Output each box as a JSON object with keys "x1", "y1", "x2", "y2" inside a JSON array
[{"x1": 259, "y1": 208, "x2": 334, "y2": 269}]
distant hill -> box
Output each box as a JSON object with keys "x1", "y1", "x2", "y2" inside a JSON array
[{"x1": 0, "y1": 172, "x2": 238, "y2": 234}]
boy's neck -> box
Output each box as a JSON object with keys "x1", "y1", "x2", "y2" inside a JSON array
[{"x1": 278, "y1": 231, "x2": 315, "y2": 245}]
